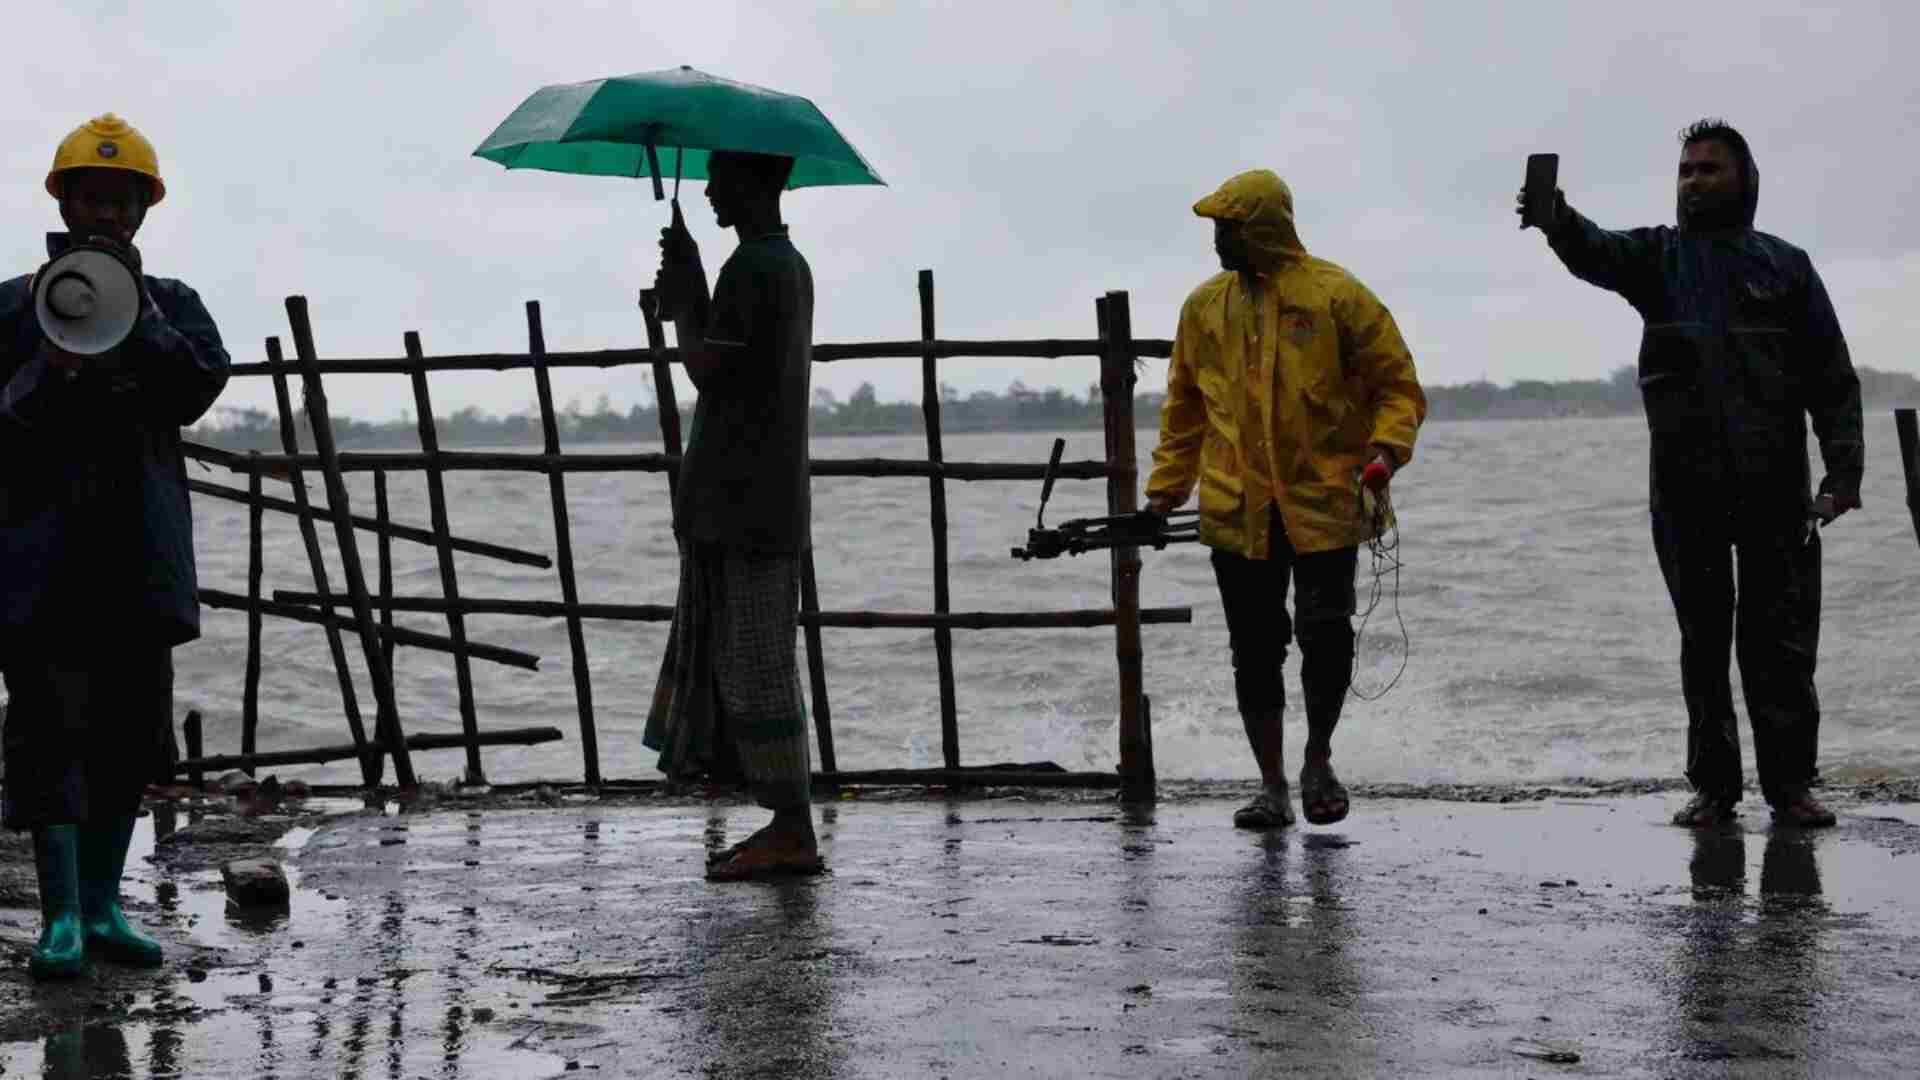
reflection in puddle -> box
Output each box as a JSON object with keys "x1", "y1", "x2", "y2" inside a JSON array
[{"x1": 1, "y1": 805, "x2": 575, "y2": 1079}]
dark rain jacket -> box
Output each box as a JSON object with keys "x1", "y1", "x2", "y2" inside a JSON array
[
  {"x1": 0, "y1": 234, "x2": 231, "y2": 648},
  {"x1": 1545, "y1": 149, "x2": 1863, "y2": 527}
]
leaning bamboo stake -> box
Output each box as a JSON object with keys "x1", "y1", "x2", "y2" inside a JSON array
[
  {"x1": 285, "y1": 297, "x2": 416, "y2": 788},
  {"x1": 527, "y1": 301, "x2": 601, "y2": 786},
  {"x1": 919, "y1": 270, "x2": 961, "y2": 770},
  {"x1": 1098, "y1": 292, "x2": 1154, "y2": 801},
  {"x1": 406, "y1": 331, "x2": 485, "y2": 785},
  {"x1": 203, "y1": 590, "x2": 538, "y2": 669},
  {"x1": 184, "y1": 474, "x2": 550, "y2": 568},
  {"x1": 174, "y1": 726, "x2": 564, "y2": 776},
  {"x1": 638, "y1": 289, "x2": 683, "y2": 502},
  {"x1": 241, "y1": 459, "x2": 264, "y2": 772},
  {"x1": 264, "y1": 336, "x2": 379, "y2": 787}
]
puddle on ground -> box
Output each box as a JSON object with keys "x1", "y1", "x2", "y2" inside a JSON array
[{"x1": 1, "y1": 803, "x2": 580, "y2": 1079}]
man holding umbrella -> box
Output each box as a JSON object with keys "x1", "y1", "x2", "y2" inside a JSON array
[
  {"x1": 475, "y1": 68, "x2": 883, "y2": 880},
  {"x1": 645, "y1": 150, "x2": 822, "y2": 880}
]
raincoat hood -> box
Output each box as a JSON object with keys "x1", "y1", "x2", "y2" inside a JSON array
[
  {"x1": 1194, "y1": 170, "x2": 1306, "y2": 271},
  {"x1": 1677, "y1": 138, "x2": 1759, "y2": 231}
]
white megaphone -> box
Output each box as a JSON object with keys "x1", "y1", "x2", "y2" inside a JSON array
[{"x1": 33, "y1": 242, "x2": 142, "y2": 356}]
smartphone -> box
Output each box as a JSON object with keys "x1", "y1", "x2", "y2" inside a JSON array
[{"x1": 1523, "y1": 153, "x2": 1559, "y2": 228}]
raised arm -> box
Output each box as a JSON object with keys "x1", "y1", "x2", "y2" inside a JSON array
[
  {"x1": 1519, "y1": 188, "x2": 1663, "y2": 303},
  {"x1": 658, "y1": 210, "x2": 758, "y2": 397}
]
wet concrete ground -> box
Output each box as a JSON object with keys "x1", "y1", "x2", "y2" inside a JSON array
[{"x1": 3, "y1": 785, "x2": 1919, "y2": 1078}]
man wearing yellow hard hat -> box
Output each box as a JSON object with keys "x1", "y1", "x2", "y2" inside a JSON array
[
  {"x1": 1146, "y1": 169, "x2": 1426, "y2": 831},
  {"x1": 0, "y1": 114, "x2": 229, "y2": 978}
]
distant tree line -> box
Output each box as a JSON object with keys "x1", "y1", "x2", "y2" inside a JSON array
[{"x1": 187, "y1": 366, "x2": 1920, "y2": 450}]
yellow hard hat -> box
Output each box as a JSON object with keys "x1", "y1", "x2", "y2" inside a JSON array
[{"x1": 46, "y1": 113, "x2": 164, "y2": 205}]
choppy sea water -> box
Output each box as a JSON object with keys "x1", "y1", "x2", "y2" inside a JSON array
[{"x1": 175, "y1": 414, "x2": 1919, "y2": 787}]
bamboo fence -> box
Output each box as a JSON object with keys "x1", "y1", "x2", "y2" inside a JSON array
[{"x1": 174, "y1": 272, "x2": 1186, "y2": 800}]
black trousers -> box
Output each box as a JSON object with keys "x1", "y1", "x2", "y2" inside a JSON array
[
  {"x1": 1210, "y1": 518, "x2": 1359, "y2": 722},
  {"x1": 2, "y1": 647, "x2": 173, "y2": 830},
  {"x1": 1651, "y1": 511, "x2": 1821, "y2": 807}
]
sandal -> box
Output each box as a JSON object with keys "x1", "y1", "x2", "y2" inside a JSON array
[
  {"x1": 705, "y1": 846, "x2": 827, "y2": 883},
  {"x1": 1233, "y1": 788, "x2": 1295, "y2": 829},
  {"x1": 1771, "y1": 794, "x2": 1836, "y2": 829},
  {"x1": 1299, "y1": 758, "x2": 1349, "y2": 826},
  {"x1": 1671, "y1": 792, "x2": 1739, "y2": 828}
]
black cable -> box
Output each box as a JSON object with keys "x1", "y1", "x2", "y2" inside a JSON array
[{"x1": 1348, "y1": 486, "x2": 1409, "y2": 702}]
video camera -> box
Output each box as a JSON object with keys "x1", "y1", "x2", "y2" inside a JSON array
[{"x1": 1010, "y1": 438, "x2": 1200, "y2": 561}]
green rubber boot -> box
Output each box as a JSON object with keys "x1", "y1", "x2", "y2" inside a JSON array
[
  {"x1": 29, "y1": 825, "x2": 87, "y2": 980},
  {"x1": 79, "y1": 816, "x2": 163, "y2": 967}
]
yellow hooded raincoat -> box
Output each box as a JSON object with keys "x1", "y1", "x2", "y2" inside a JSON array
[{"x1": 1147, "y1": 170, "x2": 1427, "y2": 558}]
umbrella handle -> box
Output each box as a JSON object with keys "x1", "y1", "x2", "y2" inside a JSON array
[{"x1": 644, "y1": 140, "x2": 666, "y2": 201}]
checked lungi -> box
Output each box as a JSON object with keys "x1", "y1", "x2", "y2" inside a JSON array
[{"x1": 643, "y1": 540, "x2": 813, "y2": 810}]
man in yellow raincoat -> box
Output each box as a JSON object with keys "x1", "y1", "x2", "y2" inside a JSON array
[{"x1": 1146, "y1": 170, "x2": 1426, "y2": 828}]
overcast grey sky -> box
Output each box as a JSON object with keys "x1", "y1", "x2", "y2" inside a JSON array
[{"x1": 4, "y1": 1, "x2": 1913, "y2": 423}]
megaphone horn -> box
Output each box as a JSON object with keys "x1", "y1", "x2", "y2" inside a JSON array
[{"x1": 33, "y1": 244, "x2": 141, "y2": 356}]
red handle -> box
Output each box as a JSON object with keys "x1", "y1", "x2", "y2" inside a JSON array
[{"x1": 1361, "y1": 461, "x2": 1392, "y2": 492}]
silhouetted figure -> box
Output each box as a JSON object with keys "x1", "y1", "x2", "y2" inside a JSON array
[
  {"x1": 1520, "y1": 120, "x2": 1862, "y2": 830},
  {"x1": 1, "y1": 114, "x2": 229, "y2": 978},
  {"x1": 1146, "y1": 170, "x2": 1426, "y2": 829},
  {"x1": 645, "y1": 150, "x2": 822, "y2": 881}
]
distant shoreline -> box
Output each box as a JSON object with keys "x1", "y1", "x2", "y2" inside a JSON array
[{"x1": 185, "y1": 366, "x2": 1920, "y2": 452}]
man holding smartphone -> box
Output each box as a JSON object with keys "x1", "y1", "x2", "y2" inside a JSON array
[{"x1": 1519, "y1": 119, "x2": 1863, "y2": 829}]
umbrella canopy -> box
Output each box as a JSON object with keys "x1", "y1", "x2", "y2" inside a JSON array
[{"x1": 473, "y1": 66, "x2": 885, "y2": 192}]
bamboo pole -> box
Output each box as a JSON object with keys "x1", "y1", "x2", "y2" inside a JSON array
[
  {"x1": 406, "y1": 331, "x2": 485, "y2": 785},
  {"x1": 271, "y1": 590, "x2": 1192, "y2": 629},
  {"x1": 638, "y1": 289, "x2": 683, "y2": 503},
  {"x1": 1896, "y1": 408, "x2": 1919, "y2": 550},
  {"x1": 374, "y1": 470, "x2": 396, "y2": 674},
  {"x1": 527, "y1": 301, "x2": 602, "y2": 786},
  {"x1": 264, "y1": 336, "x2": 379, "y2": 787},
  {"x1": 173, "y1": 726, "x2": 564, "y2": 776},
  {"x1": 919, "y1": 270, "x2": 961, "y2": 770},
  {"x1": 241, "y1": 459, "x2": 264, "y2": 772},
  {"x1": 798, "y1": 554, "x2": 837, "y2": 775},
  {"x1": 284, "y1": 297, "x2": 417, "y2": 788},
  {"x1": 222, "y1": 337, "x2": 1176, "y2": 378},
  {"x1": 184, "y1": 474, "x2": 550, "y2": 569},
  {"x1": 814, "y1": 769, "x2": 1121, "y2": 790},
  {"x1": 183, "y1": 711, "x2": 204, "y2": 789},
  {"x1": 1099, "y1": 291, "x2": 1153, "y2": 801},
  {"x1": 197, "y1": 448, "x2": 1116, "y2": 482},
  {"x1": 203, "y1": 590, "x2": 540, "y2": 669}
]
